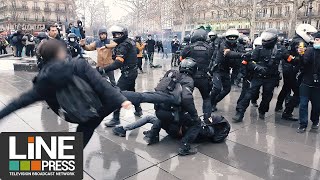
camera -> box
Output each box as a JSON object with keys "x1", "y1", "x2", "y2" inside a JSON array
[{"x1": 314, "y1": 74, "x2": 319, "y2": 83}]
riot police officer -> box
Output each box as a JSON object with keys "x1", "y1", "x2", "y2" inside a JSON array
[
  {"x1": 180, "y1": 29, "x2": 213, "y2": 123},
  {"x1": 102, "y1": 25, "x2": 142, "y2": 127},
  {"x1": 210, "y1": 29, "x2": 245, "y2": 112},
  {"x1": 177, "y1": 34, "x2": 190, "y2": 57},
  {"x1": 66, "y1": 33, "x2": 83, "y2": 58},
  {"x1": 233, "y1": 28, "x2": 289, "y2": 122},
  {"x1": 276, "y1": 24, "x2": 317, "y2": 121}
]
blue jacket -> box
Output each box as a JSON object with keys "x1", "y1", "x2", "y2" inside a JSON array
[{"x1": 70, "y1": 27, "x2": 81, "y2": 39}]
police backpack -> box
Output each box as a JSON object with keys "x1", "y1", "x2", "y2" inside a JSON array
[
  {"x1": 56, "y1": 76, "x2": 103, "y2": 124},
  {"x1": 155, "y1": 70, "x2": 182, "y2": 93}
]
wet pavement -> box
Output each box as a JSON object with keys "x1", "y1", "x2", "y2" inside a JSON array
[{"x1": 0, "y1": 54, "x2": 319, "y2": 180}]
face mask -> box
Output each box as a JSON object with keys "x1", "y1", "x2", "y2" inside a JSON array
[
  {"x1": 148, "y1": 37, "x2": 151, "y2": 40},
  {"x1": 313, "y1": 44, "x2": 320, "y2": 49}
]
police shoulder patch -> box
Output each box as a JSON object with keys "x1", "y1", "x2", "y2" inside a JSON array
[{"x1": 193, "y1": 46, "x2": 207, "y2": 51}]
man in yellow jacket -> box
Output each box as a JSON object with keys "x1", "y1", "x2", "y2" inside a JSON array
[
  {"x1": 135, "y1": 36, "x2": 145, "y2": 73},
  {"x1": 80, "y1": 28, "x2": 117, "y2": 85}
]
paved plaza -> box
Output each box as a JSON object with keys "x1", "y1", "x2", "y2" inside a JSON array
[{"x1": 0, "y1": 54, "x2": 319, "y2": 180}]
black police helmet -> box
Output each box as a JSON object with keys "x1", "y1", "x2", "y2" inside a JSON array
[
  {"x1": 209, "y1": 116, "x2": 231, "y2": 143},
  {"x1": 110, "y1": 25, "x2": 128, "y2": 44},
  {"x1": 261, "y1": 28, "x2": 278, "y2": 48},
  {"x1": 135, "y1": 36, "x2": 141, "y2": 42},
  {"x1": 179, "y1": 57, "x2": 197, "y2": 75},
  {"x1": 98, "y1": 28, "x2": 107, "y2": 35},
  {"x1": 183, "y1": 34, "x2": 191, "y2": 43},
  {"x1": 67, "y1": 33, "x2": 77, "y2": 42},
  {"x1": 37, "y1": 32, "x2": 48, "y2": 40},
  {"x1": 191, "y1": 29, "x2": 207, "y2": 43}
]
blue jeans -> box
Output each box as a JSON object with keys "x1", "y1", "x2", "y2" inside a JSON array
[
  {"x1": 299, "y1": 83, "x2": 320, "y2": 127},
  {"x1": 123, "y1": 115, "x2": 161, "y2": 132}
]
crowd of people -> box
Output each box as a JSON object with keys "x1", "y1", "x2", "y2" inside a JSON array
[{"x1": 0, "y1": 22, "x2": 319, "y2": 156}]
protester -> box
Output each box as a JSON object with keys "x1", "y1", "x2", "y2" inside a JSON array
[
  {"x1": 80, "y1": 27, "x2": 117, "y2": 85},
  {"x1": 0, "y1": 36, "x2": 9, "y2": 54},
  {"x1": 171, "y1": 35, "x2": 180, "y2": 67},
  {"x1": 145, "y1": 34, "x2": 156, "y2": 67},
  {"x1": 12, "y1": 30, "x2": 24, "y2": 57},
  {"x1": 297, "y1": 32, "x2": 320, "y2": 133},
  {"x1": 0, "y1": 39, "x2": 132, "y2": 147},
  {"x1": 135, "y1": 36, "x2": 145, "y2": 73},
  {"x1": 23, "y1": 31, "x2": 36, "y2": 57}
]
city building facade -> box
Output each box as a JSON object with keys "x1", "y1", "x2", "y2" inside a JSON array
[{"x1": 0, "y1": 0, "x2": 77, "y2": 34}]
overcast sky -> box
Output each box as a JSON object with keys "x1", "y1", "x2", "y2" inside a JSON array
[{"x1": 107, "y1": 0, "x2": 129, "y2": 20}]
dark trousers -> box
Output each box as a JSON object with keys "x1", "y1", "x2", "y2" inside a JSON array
[
  {"x1": 76, "y1": 117, "x2": 104, "y2": 148},
  {"x1": 147, "y1": 52, "x2": 154, "y2": 65},
  {"x1": 156, "y1": 109, "x2": 201, "y2": 145},
  {"x1": 276, "y1": 72, "x2": 299, "y2": 111},
  {"x1": 16, "y1": 45, "x2": 24, "y2": 57},
  {"x1": 113, "y1": 69, "x2": 140, "y2": 120},
  {"x1": 137, "y1": 57, "x2": 143, "y2": 71},
  {"x1": 194, "y1": 74, "x2": 212, "y2": 119},
  {"x1": 171, "y1": 53, "x2": 179, "y2": 66},
  {"x1": 122, "y1": 91, "x2": 176, "y2": 106},
  {"x1": 299, "y1": 83, "x2": 320, "y2": 128},
  {"x1": 25, "y1": 44, "x2": 35, "y2": 57},
  {"x1": 211, "y1": 72, "x2": 232, "y2": 106},
  {"x1": 0, "y1": 46, "x2": 7, "y2": 54},
  {"x1": 103, "y1": 71, "x2": 116, "y2": 85},
  {"x1": 237, "y1": 78, "x2": 260, "y2": 104},
  {"x1": 237, "y1": 78, "x2": 277, "y2": 114}
]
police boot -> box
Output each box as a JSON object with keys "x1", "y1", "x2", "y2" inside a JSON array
[
  {"x1": 275, "y1": 104, "x2": 283, "y2": 112},
  {"x1": 178, "y1": 143, "x2": 197, "y2": 156},
  {"x1": 232, "y1": 111, "x2": 244, "y2": 123},
  {"x1": 282, "y1": 112, "x2": 298, "y2": 121},
  {"x1": 143, "y1": 130, "x2": 159, "y2": 145},
  {"x1": 134, "y1": 111, "x2": 143, "y2": 117},
  {"x1": 259, "y1": 112, "x2": 265, "y2": 119},
  {"x1": 212, "y1": 104, "x2": 218, "y2": 112},
  {"x1": 251, "y1": 101, "x2": 259, "y2": 107},
  {"x1": 105, "y1": 118, "x2": 120, "y2": 127},
  {"x1": 113, "y1": 126, "x2": 126, "y2": 137}
]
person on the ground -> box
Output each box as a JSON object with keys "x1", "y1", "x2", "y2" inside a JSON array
[{"x1": 114, "y1": 58, "x2": 201, "y2": 156}]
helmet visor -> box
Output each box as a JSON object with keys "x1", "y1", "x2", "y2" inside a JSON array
[{"x1": 69, "y1": 38, "x2": 75, "y2": 42}]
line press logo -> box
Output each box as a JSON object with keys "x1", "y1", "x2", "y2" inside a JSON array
[{"x1": 0, "y1": 132, "x2": 83, "y2": 180}]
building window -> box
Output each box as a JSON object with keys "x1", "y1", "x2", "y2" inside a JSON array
[
  {"x1": 270, "y1": 7, "x2": 274, "y2": 17},
  {"x1": 317, "y1": 20, "x2": 320, "y2": 29},
  {"x1": 285, "y1": 6, "x2": 290, "y2": 16},
  {"x1": 276, "y1": 21, "x2": 280, "y2": 29},
  {"x1": 283, "y1": 22, "x2": 288, "y2": 30},
  {"x1": 34, "y1": 2, "x2": 38, "y2": 7},
  {"x1": 211, "y1": 11, "x2": 214, "y2": 18},
  {"x1": 203, "y1": 13, "x2": 205, "y2": 20},
  {"x1": 263, "y1": 8, "x2": 267, "y2": 17},
  {"x1": 269, "y1": 22, "x2": 273, "y2": 28},
  {"x1": 278, "y1": 6, "x2": 282, "y2": 15},
  {"x1": 45, "y1": 2, "x2": 49, "y2": 8}
]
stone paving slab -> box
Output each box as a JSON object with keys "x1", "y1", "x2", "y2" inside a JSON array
[{"x1": 0, "y1": 55, "x2": 319, "y2": 180}]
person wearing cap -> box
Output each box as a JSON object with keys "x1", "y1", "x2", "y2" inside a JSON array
[{"x1": 79, "y1": 28, "x2": 117, "y2": 85}]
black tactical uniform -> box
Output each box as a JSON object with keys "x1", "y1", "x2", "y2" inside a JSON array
[
  {"x1": 66, "y1": 33, "x2": 83, "y2": 58},
  {"x1": 181, "y1": 29, "x2": 214, "y2": 123},
  {"x1": 211, "y1": 29, "x2": 244, "y2": 111},
  {"x1": 276, "y1": 36, "x2": 308, "y2": 120},
  {"x1": 103, "y1": 26, "x2": 141, "y2": 127},
  {"x1": 234, "y1": 28, "x2": 289, "y2": 122}
]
